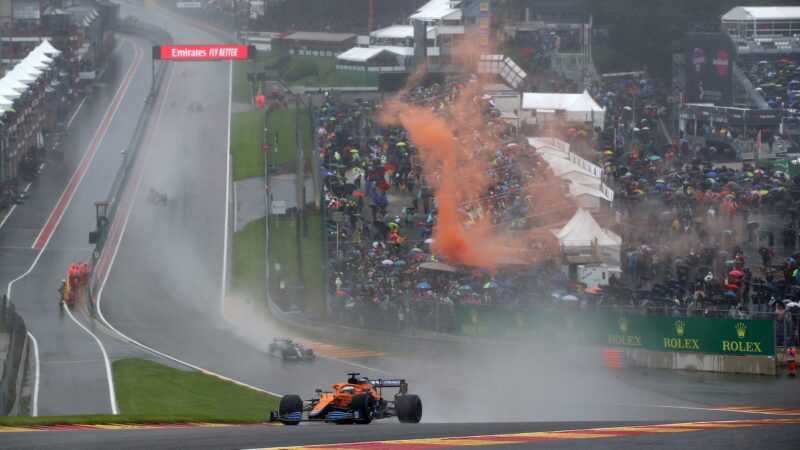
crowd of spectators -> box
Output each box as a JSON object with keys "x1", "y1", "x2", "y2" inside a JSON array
[
  {"x1": 315, "y1": 80, "x2": 579, "y2": 333},
  {"x1": 742, "y1": 58, "x2": 800, "y2": 111}
]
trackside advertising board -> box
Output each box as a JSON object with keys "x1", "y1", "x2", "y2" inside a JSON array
[
  {"x1": 453, "y1": 306, "x2": 775, "y2": 356},
  {"x1": 153, "y1": 45, "x2": 255, "y2": 60}
]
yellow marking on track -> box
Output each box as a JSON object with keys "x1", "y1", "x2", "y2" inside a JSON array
[
  {"x1": 0, "y1": 426, "x2": 38, "y2": 433},
  {"x1": 713, "y1": 406, "x2": 800, "y2": 415},
  {"x1": 261, "y1": 418, "x2": 800, "y2": 449}
]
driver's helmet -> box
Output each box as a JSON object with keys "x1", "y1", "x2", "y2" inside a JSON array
[{"x1": 341, "y1": 385, "x2": 356, "y2": 395}]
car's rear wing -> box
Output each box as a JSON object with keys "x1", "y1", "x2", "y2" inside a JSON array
[{"x1": 368, "y1": 378, "x2": 408, "y2": 394}]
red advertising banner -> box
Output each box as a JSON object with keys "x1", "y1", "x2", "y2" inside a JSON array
[{"x1": 155, "y1": 45, "x2": 254, "y2": 60}]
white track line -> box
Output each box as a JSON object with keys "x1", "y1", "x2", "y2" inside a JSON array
[
  {"x1": 65, "y1": 97, "x2": 87, "y2": 130},
  {"x1": 92, "y1": 64, "x2": 280, "y2": 398},
  {"x1": 32, "y1": 41, "x2": 142, "y2": 250},
  {"x1": 27, "y1": 332, "x2": 40, "y2": 417},
  {"x1": 63, "y1": 304, "x2": 118, "y2": 414},
  {"x1": 221, "y1": 59, "x2": 232, "y2": 320},
  {"x1": 4, "y1": 40, "x2": 139, "y2": 417},
  {"x1": 0, "y1": 180, "x2": 36, "y2": 231}
]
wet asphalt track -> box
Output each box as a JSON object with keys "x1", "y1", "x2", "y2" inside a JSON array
[{"x1": 0, "y1": 1, "x2": 798, "y2": 448}]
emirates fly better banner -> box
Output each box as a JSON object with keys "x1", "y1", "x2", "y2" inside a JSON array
[{"x1": 153, "y1": 45, "x2": 255, "y2": 60}]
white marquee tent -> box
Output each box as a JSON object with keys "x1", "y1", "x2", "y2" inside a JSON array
[
  {"x1": 554, "y1": 208, "x2": 621, "y2": 265},
  {"x1": 521, "y1": 90, "x2": 605, "y2": 128}
]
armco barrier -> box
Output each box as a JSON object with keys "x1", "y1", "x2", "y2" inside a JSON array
[
  {"x1": 453, "y1": 305, "x2": 776, "y2": 357},
  {"x1": 0, "y1": 296, "x2": 27, "y2": 415}
]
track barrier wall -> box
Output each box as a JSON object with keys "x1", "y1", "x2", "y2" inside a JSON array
[
  {"x1": 0, "y1": 295, "x2": 27, "y2": 415},
  {"x1": 452, "y1": 305, "x2": 776, "y2": 357}
]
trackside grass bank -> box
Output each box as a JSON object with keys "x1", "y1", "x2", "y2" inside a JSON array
[
  {"x1": 233, "y1": 217, "x2": 266, "y2": 300},
  {"x1": 0, "y1": 359, "x2": 279, "y2": 425},
  {"x1": 231, "y1": 110, "x2": 267, "y2": 181},
  {"x1": 267, "y1": 211, "x2": 325, "y2": 316}
]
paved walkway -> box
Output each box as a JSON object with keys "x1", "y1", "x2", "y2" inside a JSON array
[{"x1": 234, "y1": 177, "x2": 266, "y2": 231}]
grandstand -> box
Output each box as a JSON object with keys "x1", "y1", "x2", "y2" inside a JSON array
[{"x1": 722, "y1": 7, "x2": 800, "y2": 55}]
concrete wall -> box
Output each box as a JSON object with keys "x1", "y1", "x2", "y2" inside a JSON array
[{"x1": 624, "y1": 347, "x2": 777, "y2": 376}]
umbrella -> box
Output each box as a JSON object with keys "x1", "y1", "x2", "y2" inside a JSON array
[
  {"x1": 415, "y1": 282, "x2": 432, "y2": 289},
  {"x1": 335, "y1": 290, "x2": 347, "y2": 296},
  {"x1": 585, "y1": 287, "x2": 602, "y2": 294},
  {"x1": 561, "y1": 295, "x2": 579, "y2": 301},
  {"x1": 459, "y1": 285, "x2": 474, "y2": 292},
  {"x1": 483, "y1": 281, "x2": 499, "y2": 289},
  {"x1": 785, "y1": 301, "x2": 800, "y2": 309},
  {"x1": 413, "y1": 252, "x2": 428, "y2": 261},
  {"x1": 410, "y1": 247, "x2": 423, "y2": 253},
  {"x1": 706, "y1": 171, "x2": 719, "y2": 178},
  {"x1": 352, "y1": 191, "x2": 365, "y2": 197},
  {"x1": 603, "y1": 150, "x2": 613, "y2": 155},
  {"x1": 728, "y1": 269, "x2": 743, "y2": 277},
  {"x1": 394, "y1": 260, "x2": 407, "y2": 267},
  {"x1": 387, "y1": 222, "x2": 400, "y2": 230},
  {"x1": 381, "y1": 259, "x2": 394, "y2": 266},
  {"x1": 424, "y1": 238, "x2": 434, "y2": 244}
]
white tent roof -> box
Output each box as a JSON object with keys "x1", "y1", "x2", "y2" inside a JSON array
[
  {"x1": 10, "y1": 66, "x2": 37, "y2": 83},
  {"x1": 337, "y1": 47, "x2": 394, "y2": 63},
  {"x1": 522, "y1": 90, "x2": 604, "y2": 113},
  {"x1": 722, "y1": 6, "x2": 800, "y2": 21},
  {"x1": 0, "y1": 81, "x2": 22, "y2": 100},
  {"x1": 554, "y1": 208, "x2": 621, "y2": 247},
  {"x1": 0, "y1": 96, "x2": 13, "y2": 109},
  {"x1": 29, "y1": 48, "x2": 54, "y2": 65},
  {"x1": 410, "y1": 0, "x2": 462, "y2": 21},
  {"x1": 21, "y1": 56, "x2": 48, "y2": 70},
  {"x1": 1, "y1": 73, "x2": 30, "y2": 91},
  {"x1": 37, "y1": 39, "x2": 62, "y2": 56},
  {"x1": 371, "y1": 25, "x2": 434, "y2": 39},
  {"x1": 568, "y1": 183, "x2": 613, "y2": 202}
]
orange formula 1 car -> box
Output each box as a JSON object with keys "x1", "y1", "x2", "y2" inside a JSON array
[{"x1": 270, "y1": 372, "x2": 422, "y2": 425}]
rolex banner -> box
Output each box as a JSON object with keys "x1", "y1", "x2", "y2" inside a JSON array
[{"x1": 454, "y1": 306, "x2": 775, "y2": 356}]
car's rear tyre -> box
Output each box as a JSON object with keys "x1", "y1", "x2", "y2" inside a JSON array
[
  {"x1": 350, "y1": 393, "x2": 375, "y2": 424},
  {"x1": 395, "y1": 394, "x2": 422, "y2": 423},
  {"x1": 279, "y1": 394, "x2": 303, "y2": 425}
]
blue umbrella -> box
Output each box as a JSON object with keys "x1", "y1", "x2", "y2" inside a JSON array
[
  {"x1": 416, "y1": 282, "x2": 431, "y2": 289},
  {"x1": 706, "y1": 171, "x2": 719, "y2": 178},
  {"x1": 655, "y1": 182, "x2": 666, "y2": 189},
  {"x1": 459, "y1": 285, "x2": 473, "y2": 291}
]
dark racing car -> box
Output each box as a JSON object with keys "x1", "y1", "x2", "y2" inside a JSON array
[
  {"x1": 269, "y1": 372, "x2": 422, "y2": 425},
  {"x1": 268, "y1": 338, "x2": 315, "y2": 361}
]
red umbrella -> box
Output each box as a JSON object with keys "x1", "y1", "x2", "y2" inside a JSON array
[
  {"x1": 352, "y1": 191, "x2": 365, "y2": 197},
  {"x1": 335, "y1": 290, "x2": 347, "y2": 296},
  {"x1": 377, "y1": 180, "x2": 391, "y2": 192},
  {"x1": 728, "y1": 270, "x2": 743, "y2": 277},
  {"x1": 384, "y1": 163, "x2": 396, "y2": 172}
]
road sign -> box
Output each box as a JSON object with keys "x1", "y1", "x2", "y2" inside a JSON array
[
  {"x1": 271, "y1": 200, "x2": 287, "y2": 215},
  {"x1": 153, "y1": 45, "x2": 255, "y2": 60}
]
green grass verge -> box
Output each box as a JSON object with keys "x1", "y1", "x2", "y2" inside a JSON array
[
  {"x1": 0, "y1": 359, "x2": 279, "y2": 425},
  {"x1": 233, "y1": 217, "x2": 266, "y2": 301},
  {"x1": 268, "y1": 210, "x2": 325, "y2": 316},
  {"x1": 233, "y1": 60, "x2": 251, "y2": 104},
  {"x1": 231, "y1": 110, "x2": 266, "y2": 181},
  {"x1": 266, "y1": 107, "x2": 314, "y2": 165}
]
